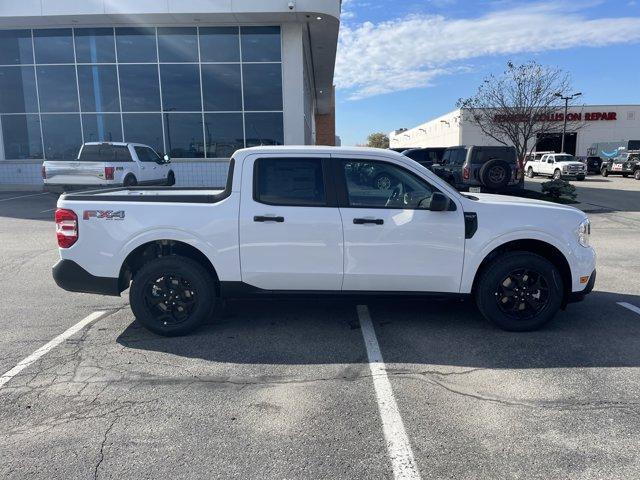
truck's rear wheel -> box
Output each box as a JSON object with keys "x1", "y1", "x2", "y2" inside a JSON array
[
  {"x1": 475, "y1": 251, "x2": 563, "y2": 332},
  {"x1": 527, "y1": 167, "x2": 535, "y2": 178},
  {"x1": 123, "y1": 174, "x2": 137, "y2": 187},
  {"x1": 130, "y1": 256, "x2": 215, "y2": 336}
]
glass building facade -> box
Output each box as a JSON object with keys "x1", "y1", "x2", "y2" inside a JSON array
[{"x1": 0, "y1": 26, "x2": 284, "y2": 161}]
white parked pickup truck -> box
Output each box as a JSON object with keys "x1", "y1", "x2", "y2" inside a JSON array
[
  {"x1": 52, "y1": 146, "x2": 596, "y2": 336},
  {"x1": 524, "y1": 153, "x2": 586, "y2": 181},
  {"x1": 43, "y1": 142, "x2": 175, "y2": 191}
]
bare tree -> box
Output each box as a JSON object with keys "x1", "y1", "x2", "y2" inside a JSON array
[{"x1": 457, "y1": 61, "x2": 584, "y2": 161}]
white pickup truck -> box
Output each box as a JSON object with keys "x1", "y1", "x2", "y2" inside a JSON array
[
  {"x1": 43, "y1": 142, "x2": 175, "y2": 191},
  {"x1": 524, "y1": 153, "x2": 586, "y2": 180},
  {"x1": 52, "y1": 147, "x2": 596, "y2": 336}
]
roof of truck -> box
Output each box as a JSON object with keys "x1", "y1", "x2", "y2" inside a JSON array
[{"x1": 235, "y1": 146, "x2": 405, "y2": 158}]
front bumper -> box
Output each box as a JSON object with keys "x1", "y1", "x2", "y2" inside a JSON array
[
  {"x1": 568, "y1": 270, "x2": 596, "y2": 304},
  {"x1": 52, "y1": 259, "x2": 121, "y2": 296}
]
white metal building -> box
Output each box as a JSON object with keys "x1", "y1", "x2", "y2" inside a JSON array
[
  {"x1": 390, "y1": 105, "x2": 640, "y2": 158},
  {"x1": 0, "y1": 0, "x2": 341, "y2": 186}
]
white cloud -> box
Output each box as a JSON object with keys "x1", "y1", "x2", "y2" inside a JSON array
[{"x1": 336, "y1": 3, "x2": 640, "y2": 100}]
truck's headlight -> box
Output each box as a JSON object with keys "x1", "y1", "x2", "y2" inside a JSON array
[{"x1": 577, "y1": 218, "x2": 591, "y2": 247}]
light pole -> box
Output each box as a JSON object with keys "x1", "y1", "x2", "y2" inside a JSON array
[{"x1": 555, "y1": 92, "x2": 582, "y2": 153}]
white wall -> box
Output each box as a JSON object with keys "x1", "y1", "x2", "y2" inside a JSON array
[{"x1": 389, "y1": 110, "x2": 462, "y2": 149}]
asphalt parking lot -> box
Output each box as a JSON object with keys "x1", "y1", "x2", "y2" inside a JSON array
[{"x1": 1, "y1": 176, "x2": 640, "y2": 479}]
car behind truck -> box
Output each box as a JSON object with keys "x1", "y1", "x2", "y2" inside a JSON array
[{"x1": 52, "y1": 147, "x2": 596, "y2": 336}]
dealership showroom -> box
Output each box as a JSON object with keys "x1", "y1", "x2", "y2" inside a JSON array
[{"x1": 2, "y1": 1, "x2": 640, "y2": 479}]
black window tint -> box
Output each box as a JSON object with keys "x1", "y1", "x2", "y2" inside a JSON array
[
  {"x1": 0, "y1": 67, "x2": 38, "y2": 113},
  {"x1": 204, "y1": 113, "x2": 244, "y2": 158},
  {"x1": 471, "y1": 147, "x2": 516, "y2": 164},
  {"x1": 82, "y1": 114, "x2": 123, "y2": 142},
  {"x1": 160, "y1": 64, "x2": 202, "y2": 111},
  {"x1": 122, "y1": 113, "x2": 164, "y2": 153},
  {"x1": 118, "y1": 65, "x2": 160, "y2": 111},
  {"x1": 0, "y1": 114, "x2": 42, "y2": 159},
  {"x1": 199, "y1": 27, "x2": 240, "y2": 62},
  {"x1": 202, "y1": 64, "x2": 242, "y2": 111},
  {"x1": 245, "y1": 112, "x2": 284, "y2": 147},
  {"x1": 74, "y1": 28, "x2": 115, "y2": 63},
  {"x1": 34, "y1": 29, "x2": 74, "y2": 64},
  {"x1": 115, "y1": 27, "x2": 157, "y2": 63},
  {"x1": 36, "y1": 66, "x2": 79, "y2": 112},
  {"x1": 134, "y1": 146, "x2": 158, "y2": 162},
  {"x1": 242, "y1": 63, "x2": 282, "y2": 111},
  {"x1": 157, "y1": 27, "x2": 198, "y2": 63},
  {"x1": 79, "y1": 144, "x2": 131, "y2": 161},
  {"x1": 41, "y1": 114, "x2": 82, "y2": 160},
  {"x1": 342, "y1": 160, "x2": 434, "y2": 209},
  {"x1": 163, "y1": 112, "x2": 204, "y2": 158},
  {"x1": 241, "y1": 26, "x2": 281, "y2": 62},
  {"x1": 77, "y1": 65, "x2": 120, "y2": 112},
  {"x1": 0, "y1": 30, "x2": 34, "y2": 65},
  {"x1": 115, "y1": 145, "x2": 132, "y2": 161},
  {"x1": 255, "y1": 158, "x2": 326, "y2": 206}
]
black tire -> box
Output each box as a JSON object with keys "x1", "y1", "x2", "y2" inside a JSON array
[
  {"x1": 130, "y1": 256, "x2": 215, "y2": 336},
  {"x1": 527, "y1": 167, "x2": 535, "y2": 178},
  {"x1": 373, "y1": 173, "x2": 394, "y2": 190},
  {"x1": 479, "y1": 159, "x2": 510, "y2": 190},
  {"x1": 166, "y1": 171, "x2": 176, "y2": 186},
  {"x1": 552, "y1": 169, "x2": 562, "y2": 180},
  {"x1": 123, "y1": 174, "x2": 137, "y2": 187},
  {"x1": 475, "y1": 251, "x2": 563, "y2": 332},
  {"x1": 601, "y1": 168, "x2": 609, "y2": 177},
  {"x1": 635, "y1": 170, "x2": 640, "y2": 180},
  {"x1": 576, "y1": 175, "x2": 585, "y2": 181}
]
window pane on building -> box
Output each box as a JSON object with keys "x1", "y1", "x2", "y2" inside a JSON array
[
  {"x1": 0, "y1": 67, "x2": 38, "y2": 113},
  {"x1": 119, "y1": 64, "x2": 160, "y2": 112},
  {"x1": 164, "y1": 113, "x2": 204, "y2": 158},
  {"x1": 202, "y1": 64, "x2": 242, "y2": 111},
  {"x1": 82, "y1": 113, "x2": 123, "y2": 142},
  {"x1": 78, "y1": 65, "x2": 120, "y2": 112},
  {"x1": 122, "y1": 113, "x2": 164, "y2": 153},
  {"x1": 157, "y1": 27, "x2": 198, "y2": 63},
  {"x1": 36, "y1": 66, "x2": 79, "y2": 112},
  {"x1": 241, "y1": 26, "x2": 281, "y2": 62},
  {"x1": 0, "y1": 30, "x2": 34, "y2": 65},
  {"x1": 199, "y1": 27, "x2": 239, "y2": 62},
  {"x1": 74, "y1": 28, "x2": 116, "y2": 64},
  {"x1": 115, "y1": 27, "x2": 157, "y2": 63},
  {"x1": 245, "y1": 112, "x2": 283, "y2": 147},
  {"x1": 33, "y1": 29, "x2": 74, "y2": 64},
  {"x1": 204, "y1": 113, "x2": 243, "y2": 158},
  {"x1": 0, "y1": 114, "x2": 42, "y2": 159},
  {"x1": 160, "y1": 64, "x2": 201, "y2": 111},
  {"x1": 41, "y1": 114, "x2": 82, "y2": 160},
  {"x1": 242, "y1": 63, "x2": 282, "y2": 111}
]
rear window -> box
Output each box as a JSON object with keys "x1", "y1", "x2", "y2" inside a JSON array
[
  {"x1": 470, "y1": 147, "x2": 516, "y2": 165},
  {"x1": 254, "y1": 158, "x2": 326, "y2": 207},
  {"x1": 79, "y1": 145, "x2": 132, "y2": 162}
]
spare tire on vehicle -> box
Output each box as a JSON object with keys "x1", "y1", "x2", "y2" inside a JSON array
[{"x1": 479, "y1": 159, "x2": 510, "y2": 190}]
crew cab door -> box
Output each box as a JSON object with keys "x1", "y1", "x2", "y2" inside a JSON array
[
  {"x1": 334, "y1": 155, "x2": 466, "y2": 293},
  {"x1": 239, "y1": 154, "x2": 343, "y2": 291},
  {"x1": 134, "y1": 145, "x2": 166, "y2": 183}
]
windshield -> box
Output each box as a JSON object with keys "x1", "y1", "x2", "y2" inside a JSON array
[{"x1": 556, "y1": 155, "x2": 576, "y2": 162}]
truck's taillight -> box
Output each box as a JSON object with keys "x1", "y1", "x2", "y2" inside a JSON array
[
  {"x1": 463, "y1": 165, "x2": 470, "y2": 180},
  {"x1": 41, "y1": 164, "x2": 47, "y2": 179},
  {"x1": 55, "y1": 209, "x2": 78, "y2": 248},
  {"x1": 104, "y1": 166, "x2": 115, "y2": 180}
]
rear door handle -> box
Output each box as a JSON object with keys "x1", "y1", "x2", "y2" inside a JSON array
[
  {"x1": 353, "y1": 218, "x2": 384, "y2": 225},
  {"x1": 254, "y1": 215, "x2": 285, "y2": 223}
]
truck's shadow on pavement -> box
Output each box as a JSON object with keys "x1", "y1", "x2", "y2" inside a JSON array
[{"x1": 117, "y1": 290, "x2": 640, "y2": 369}]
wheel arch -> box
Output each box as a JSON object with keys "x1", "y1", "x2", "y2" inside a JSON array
[{"x1": 470, "y1": 238, "x2": 572, "y2": 306}]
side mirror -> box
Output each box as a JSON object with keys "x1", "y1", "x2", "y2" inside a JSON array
[
  {"x1": 429, "y1": 192, "x2": 450, "y2": 212},
  {"x1": 163, "y1": 154, "x2": 170, "y2": 163}
]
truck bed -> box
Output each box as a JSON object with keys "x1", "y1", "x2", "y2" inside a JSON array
[{"x1": 59, "y1": 187, "x2": 228, "y2": 204}]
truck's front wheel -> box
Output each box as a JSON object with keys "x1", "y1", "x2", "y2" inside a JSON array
[
  {"x1": 130, "y1": 256, "x2": 215, "y2": 336},
  {"x1": 475, "y1": 252, "x2": 563, "y2": 332}
]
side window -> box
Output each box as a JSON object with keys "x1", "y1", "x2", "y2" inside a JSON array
[
  {"x1": 441, "y1": 150, "x2": 451, "y2": 165},
  {"x1": 254, "y1": 158, "x2": 326, "y2": 206},
  {"x1": 134, "y1": 146, "x2": 158, "y2": 162},
  {"x1": 548, "y1": 156, "x2": 555, "y2": 164},
  {"x1": 454, "y1": 149, "x2": 467, "y2": 165},
  {"x1": 115, "y1": 145, "x2": 132, "y2": 162},
  {"x1": 341, "y1": 160, "x2": 435, "y2": 209}
]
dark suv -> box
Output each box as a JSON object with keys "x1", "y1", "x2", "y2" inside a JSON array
[
  {"x1": 401, "y1": 148, "x2": 446, "y2": 170},
  {"x1": 433, "y1": 146, "x2": 522, "y2": 191},
  {"x1": 601, "y1": 151, "x2": 640, "y2": 179}
]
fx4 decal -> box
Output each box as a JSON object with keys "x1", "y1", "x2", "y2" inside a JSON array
[{"x1": 83, "y1": 210, "x2": 126, "y2": 221}]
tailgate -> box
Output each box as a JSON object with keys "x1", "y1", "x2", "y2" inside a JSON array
[{"x1": 45, "y1": 161, "x2": 107, "y2": 185}]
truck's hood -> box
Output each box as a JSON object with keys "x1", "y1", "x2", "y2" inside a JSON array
[
  {"x1": 466, "y1": 192, "x2": 579, "y2": 212},
  {"x1": 557, "y1": 161, "x2": 585, "y2": 168}
]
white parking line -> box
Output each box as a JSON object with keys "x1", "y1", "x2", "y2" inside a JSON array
[
  {"x1": 39, "y1": 208, "x2": 56, "y2": 213},
  {"x1": 618, "y1": 302, "x2": 640, "y2": 316},
  {"x1": 357, "y1": 305, "x2": 421, "y2": 480},
  {"x1": 0, "y1": 192, "x2": 48, "y2": 203},
  {"x1": 0, "y1": 311, "x2": 108, "y2": 390}
]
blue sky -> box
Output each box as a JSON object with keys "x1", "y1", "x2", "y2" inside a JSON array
[{"x1": 335, "y1": 0, "x2": 640, "y2": 145}]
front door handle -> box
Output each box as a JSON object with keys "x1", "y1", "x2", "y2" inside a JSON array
[
  {"x1": 254, "y1": 215, "x2": 285, "y2": 223},
  {"x1": 353, "y1": 218, "x2": 384, "y2": 225}
]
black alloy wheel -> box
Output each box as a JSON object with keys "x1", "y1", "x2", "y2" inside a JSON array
[
  {"x1": 145, "y1": 274, "x2": 197, "y2": 326},
  {"x1": 494, "y1": 269, "x2": 550, "y2": 321}
]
